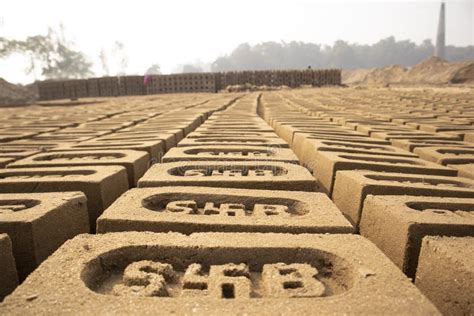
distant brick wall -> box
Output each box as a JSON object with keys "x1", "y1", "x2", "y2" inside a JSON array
[{"x1": 37, "y1": 69, "x2": 341, "y2": 101}]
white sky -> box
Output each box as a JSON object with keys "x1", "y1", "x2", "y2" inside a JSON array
[{"x1": 1, "y1": 0, "x2": 473, "y2": 84}]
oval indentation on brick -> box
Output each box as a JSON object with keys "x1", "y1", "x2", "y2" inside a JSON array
[
  {"x1": 81, "y1": 245, "x2": 355, "y2": 298},
  {"x1": 141, "y1": 193, "x2": 309, "y2": 216}
]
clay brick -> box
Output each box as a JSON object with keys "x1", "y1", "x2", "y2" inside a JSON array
[
  {"x1": 292, "y1": 132, "x2": 390, "y2": 158},
  {"x1": 8, "y1": 150, "x2": 150, "y2": 187},
  {"x1": 0, "y1": 157, "x2": 15, "y2": 168},
  {"x1": 0, "y1": 234, "x2": 18, "y2": 301},
  {"x1": 0, "y1": 232, "x2": 439, "y2": 314},
  {"x1": 0, "y1": 192, "x2": 89, "y2": 279},
  {"x1": 415, "y1": 236, "x2": 474, "y2": 316},
  {"x1": 162, "y1": 146, "x2": 299, "y2": 163},
  {"x1": 188, "y1": 131, "x2": 279, "y2": 138},
  {"x1": 0, "y1": 149, "x2": 40, "y2": 160},
  {"x1": 177, "y1": 136, "x2": 289, "y2": 148},
  {"x1": 314, "y1": 151, "x2": 457, "y2": 195},
  {"x1": 419, "y1": 124, "x2": 474, "y2": 134},
  {"x1": 4, "y1": 140, "x2": 66, "y2": 149},
  {"x1": 355, "y1": 125, "x2": 414, "y2": 136},
  {"x1": 391, "y1": 138, "x2": 472, "y2": 152},
  {"x1": 0, "y1": 166, "x2": 129, "y2": 230},
  {"x1": 465, "y1": 132, "x2": 474, "y2": 143},
  {"x1": 32, "y1": 134, "x2": 95, "y2": 142},
  {"x1": 55, "y1": 140, "x2": 165, "y2": 160},
  {"x1": 196, "y1": 126, "x2": 275, "y2": 133},
  {"x1": 97, "y1": 186, "x2": 353, "y2": 234},
  {"x1": 275, "y1": 125, "x2": 349, "y2": 144},
  {"x1": 414, "y1": 146, "x2": 474, "y2": 165},
  {"x1": 448, "y1": 163, "x2": 474, "y2": 179},
  {"x1": 99, "y1": 133, "x2": 177, "y2": 151},
  {"x1": 359, "y1": 195, "x2": 474, "y2": 278},
  {"x1": 371, "y1": 131, "x2": 461, "y2": 141},
  {"x1": 121, "y1": 127, "x2": 184, "y2": 141},
  {"x1": 332, "y1": 170, "x2": 474, "y2": 227},
  {"x1": 138, "y1": 161, "x2": 317, "y2": 191},
  {"x1": 298, "y1": 138, "x2": 416, "y2": 170}
]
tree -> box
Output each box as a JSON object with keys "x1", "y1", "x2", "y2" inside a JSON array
[
  {"x1": 209, "y1": 37, "x2": 474, "y2": 71},
  {"x1": 182, "y1": 64, "x2": 203, "y2": 73},
  {"x1": 0, "y1": 25, "x2": 93, "y2": 79},
  {"x1": 145, "y1": 64, "x2": 161, "y2": 75}
]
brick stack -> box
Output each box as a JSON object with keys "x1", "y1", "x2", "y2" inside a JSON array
[
  {"x1": 2, "y1": 86, "x2": 473, "y2": 314},
  {"x1": 36, "y1": 69, "x2": 342, "y2": 101}
]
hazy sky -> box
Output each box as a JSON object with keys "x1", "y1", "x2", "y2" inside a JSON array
[{"x1": 1, "y1": 0, "x2": 473, "y2": 83}]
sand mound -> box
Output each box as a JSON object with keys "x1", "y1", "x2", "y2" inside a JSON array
[
  {"x1": 0, "y1": 78, "x2": 38, "y2": 107},
  {"x1": 364, "y1": 64, "x2": 407, "y2": 85},
  {"x1": 341, "y1": 68, "x2": 374, "y2": 84},
  {"x1": 343, "y1": 57, "x2": 474, "y2": 86}
]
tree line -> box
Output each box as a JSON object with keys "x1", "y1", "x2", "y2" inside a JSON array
[
  {"x1": 210, "y1": 37, "x2": 474, "y2": 72},
  {"x1": 2, "y1": 28, "x2": 473, "y2": 81}
]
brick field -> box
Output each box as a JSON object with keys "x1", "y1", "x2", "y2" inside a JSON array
[{"x1": 0, "y1": 87, "x2": 473, "y2": 314}]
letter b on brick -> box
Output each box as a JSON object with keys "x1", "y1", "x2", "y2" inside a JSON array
[{"x1": 262, "y1": 263, "x2": 325, "y2": 297}]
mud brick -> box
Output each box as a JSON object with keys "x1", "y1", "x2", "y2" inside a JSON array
[
  {"x1": 0, "y1": 132, "x2": 37, "y2": 142},
  {"x1": 177, "y1": 136, "x2": 289, "y2": 148},
  {"x1": 202, "y1": 122, "x2": 270, "y2": 129},
  {"x1": 101, "y1": 133, "x2": 177, "y2": 151},
  {"x1": 32, "y1": 135, "x2": 95, "y2": 143},
  {"x1": 97, "y1": 186, "x2": 353, "y2": 234},
  {"x1": 8, "y1": 150, "x2": 150, "y2": 187},
  {"x1": 415, "y1": 236, "x2": 474, "y2": 316},
  {"x1": 206, "y1": 117, "x2": 263, "y2": 124},
  {"x1": 359, "y1": 195, "x2": 474, "y2": 278},
  {"x1": 0, "y1": 192, "x2": 89, "y2": 280},
  {"x1": 354, "y1": 125, "x2": 414, "y2": 136},
  {"x1": 465, "y1": 132, "x2": 474, "y2": 143},
  {"x1": 414, "y1": 146, "x2": 474, "y2": 165},
  {"x1": 371, "y1": 131, "x2": 461, "y2": 141},
  {"x1": 55, "y1": 140, "x2": 165, "y2": 160},
  {"x1": 0, "y1": 149, "x2": 39, "y2": 160},
  {"x1": 0, "y1": 166, "x2": 128, "y2": 230},
  {"x1": 419, "y1": 124, "x2": 474, "y2": 134},
  {"x1": 448, "y1": 163, "x2": 474, "y2": 179},
  {"x1": 120, "y1": 128, "x2": 184, "y2": 142},
  {"x1": 4, "y1": 140, "x2": 65, "y2": 150},
  {"x1": 276, "y1": 125, "x2": 353, "y2": 144},
  {"x1": 138, "y1": 161, "x2": 317, "y2": 191},
  {"x1": 0, "y1": 234, "x2": 18, "y2": 301},
  {"x1": 332, "y1": 170, "x2": 474, "y2": 228},
  {"x1": 314, "y1": 152, "x2": 457, "y2": 196},
  {"x1": 79, "y1": 122, "x2": 134, "y2": 131},
  {"x1": 298, "y1": 138, "x2": 416, "y2": 169},
  {"x1": 292, "y1": 132, "x2": 390, "y2": 157},
  {"x1": 162, "y1": 146, "x2": 299, "y2": 163},
  {"x1": 195, "y1": 126, "x2": 275, "y2": 133},
  {"x1": 0, "y1": 157, "x2": 15, "y2": 168},
  {"x1": 0, "y1": 232, "x2": 439, "y2": 314},
  {"x1": 391, "y1": 138, "x2": 472, "y2": 152},
  {"x1": 187, "y1": 131, "x2": 280, "y2": 139}
]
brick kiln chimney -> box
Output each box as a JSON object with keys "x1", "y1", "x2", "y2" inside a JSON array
[{"x1": 434, "y1": 2, "x2": 446, "y2": 59}]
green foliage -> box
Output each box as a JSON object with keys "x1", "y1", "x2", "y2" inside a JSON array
[
  {"x1": 211, "y1": 37, "x2": 474, "y2": 71},
  {"x1": 0, "y1": 26, "x2": 93, "y2": 79}
]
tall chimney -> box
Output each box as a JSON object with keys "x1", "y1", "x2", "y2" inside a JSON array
[{"x1": 435, "y1": 2, "x2": 446, "y2": 59}]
